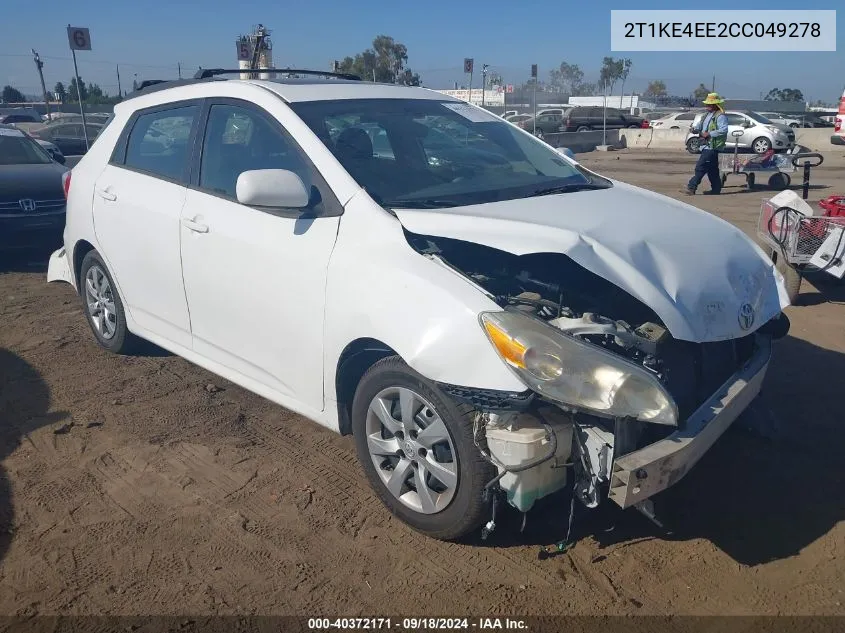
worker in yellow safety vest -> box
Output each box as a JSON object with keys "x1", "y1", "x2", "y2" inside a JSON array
[{"x1": 683, "y1": 92, "x2": 729, "y2": 196}]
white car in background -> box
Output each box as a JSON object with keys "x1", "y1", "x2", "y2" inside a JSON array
[
  {"x1": 759, "y1": 113, "x2": 802, "y2": 128},
  {"x1": 47, "y1": 70, "x2": 791, "y2": 541},
  {"x1": 649, "y1": 111, "x2": 702, "y2": 129},
  {"x1": 686, "y1": 110, "x2": 796, "y2": 154}
]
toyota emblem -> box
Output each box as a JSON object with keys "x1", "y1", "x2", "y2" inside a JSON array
[
  {"x1": 738, "y1": 303, "x2": 755, "y2": 330},
  {"x1": 18, "y1": 199, "x2": 36, "y2": 212}
]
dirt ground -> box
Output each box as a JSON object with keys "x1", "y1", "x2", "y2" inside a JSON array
[{"x1": 1, "y1": 148, "x2": 844, "y2": 617}]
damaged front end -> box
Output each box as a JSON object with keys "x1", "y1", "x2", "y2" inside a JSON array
[{"x1": 406, "y1": 230, "x2": 790, "y2": 523}]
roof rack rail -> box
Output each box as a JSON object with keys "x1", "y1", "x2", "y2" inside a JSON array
[
  {"x1": 193, "y1": 68, "x2": 361, "y2": 81},
  {"x1": 136, "y1": 79, "x2": 168, "y2": 90}
]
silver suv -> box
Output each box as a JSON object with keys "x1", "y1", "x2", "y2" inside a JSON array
[{"x1": 685, "y1": 110, "x2": 796, "y2": 154}]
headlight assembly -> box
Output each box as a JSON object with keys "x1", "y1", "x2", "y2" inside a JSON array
[{"x1": 480, "y1": 310, "x2": 678, "y2": 426}]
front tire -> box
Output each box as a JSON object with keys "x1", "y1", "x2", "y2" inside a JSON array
[
  {"x1": 575, "y1": 125, "x2": 590, "y2": 132},
  {"x1": 79, "y1": 250, "x2": 139, "y2": 354},
  {"x1": 686, "y1": 137, "x2": 701, "y2": 153},
  {"x1": 752, "y1": 136, "x2": 772, "y2": 154},
  {"x1": 351, "y1": 356, "x2": 495, "y2": 541}
]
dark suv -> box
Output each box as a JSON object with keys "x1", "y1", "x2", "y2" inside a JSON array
[{"x1": 562, "y1": 106, "x2": 646, "y2": 132}]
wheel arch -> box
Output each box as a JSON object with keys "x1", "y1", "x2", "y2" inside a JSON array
[
  {"x1": 73, "y1": 239, "x2": 96, "y2": 293},
  {"x1": 335, "y1": 337, "x2": 399, "y2": 436}
]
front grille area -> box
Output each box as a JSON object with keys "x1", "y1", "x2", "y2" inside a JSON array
[
  {"x1": 661, "y1": 334, "x2": 756, "y2": 421},
  {"x1": 0, "y1": 199, "x2": 65, "y2": 216}
]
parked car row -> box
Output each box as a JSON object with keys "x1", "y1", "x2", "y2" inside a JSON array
[{"x1": 504, "y1": 107, "x2": 647, "y2": 138}]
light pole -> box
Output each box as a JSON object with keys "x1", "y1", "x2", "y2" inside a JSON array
[
  {"x1": 31, "y1": 49, "x2": 52, "y2": 122},
  {"x1": 481, "y1": 64, "x2": 488, "y2": 107}
]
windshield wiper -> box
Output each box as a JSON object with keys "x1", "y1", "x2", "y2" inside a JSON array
[
  {"x1": 525, "y1": 182, "x2": 610, "y2": 198},
  {"x1": 385, "y1": 199, "x2": 463, "y2": 209}
]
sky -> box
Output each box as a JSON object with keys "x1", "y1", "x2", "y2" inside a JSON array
[{"x1": 0, "y1": 0, "x2": 842, "y2": 103}]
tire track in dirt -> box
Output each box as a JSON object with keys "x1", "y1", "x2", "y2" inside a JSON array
[{"x1": 235, "y1": 416, "x2": 563, "y2": 588}]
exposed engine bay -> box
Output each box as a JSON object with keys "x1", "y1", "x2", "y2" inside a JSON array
[{"x1": 404, "y1": 229, "x2": 780, "y2": 527}]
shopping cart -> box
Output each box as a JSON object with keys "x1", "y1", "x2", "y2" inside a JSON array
[
  {"x1": 719, "y1": 130, "x2": 809, "y2": 190},
  {"x1": 756, "y1": 196, "x2": 845, "y2": 302}
]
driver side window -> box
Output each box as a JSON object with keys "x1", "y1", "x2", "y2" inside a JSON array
[
  {"x1": 199, "y1": 103, "x2": 312, "y2": 201},
  {"x1": 726, "y1": 113, "x2": 746, "y2": 127}
]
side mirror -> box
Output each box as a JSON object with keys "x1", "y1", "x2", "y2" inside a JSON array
[
  {"x1": 743, "y1": 120, "x2": 753, "y2": 128},
  {"x1": 52, "y1": 151, "x2": 66, "y2": 164},
  {"x1": 236, "y1": 169, "x2": 310, "y2": 209}
]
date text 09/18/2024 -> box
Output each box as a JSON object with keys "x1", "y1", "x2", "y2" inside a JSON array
[{"x1": 307, "y1": 618, "x2": 529, "y2": 630}]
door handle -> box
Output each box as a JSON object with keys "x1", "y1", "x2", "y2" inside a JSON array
[
  {"x1": 181, "y1": 218, "x2": 209, "y2": 234},
  {"x1": 96, "y1": 188, "x2": 117, "y2": 202}
]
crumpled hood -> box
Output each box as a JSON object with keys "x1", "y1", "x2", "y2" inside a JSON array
[{"x1": 394, "y1": 181, "x2": 790, "y2": 343}]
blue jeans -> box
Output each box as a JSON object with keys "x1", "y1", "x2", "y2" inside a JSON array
[{"x1": 687, "y1": 148, "x2": 721, "y2": 193}]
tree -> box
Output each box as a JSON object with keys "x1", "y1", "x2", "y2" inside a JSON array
[
  {"x1": 1, "y1": 85, "x2": 26, "y2": 103},
  {"x1": 337, "y1": 35, "x2": 421, "y2": 85},
  {"x1": 54, "y1": 81, "x2": 67, "y2": 103},
  {"x1": 644, "y1": 80, "x2": 667, "y2": 98},
  {"x1": 617, "y1": 58, "x2": 633, "y2": 97},
  {"x1": 764, "y1": 87, "x2": 804, "y2": 102},
  {"x1": 68, "y1": 77, "x2": 88, "y2": 102},
  {"x1": 548, "y1": 61, "x2": 584, "y2": 94},
  {"x1": 692, "y1": 83, "x2": 710, "y2": 101},
  {"x1": 571, "y1": 82, "x2": 596, "y2": 97},
  {"x1": 599, "y1": 57, "x2": 628, "y2": 94}
]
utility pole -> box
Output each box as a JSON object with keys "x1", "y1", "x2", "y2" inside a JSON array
[
  {"x1": 116, "y1": 64, "x2": 122, "y2": 97},
  {"x1": 531, "y1": 64, "x2": 538, "y2": 135},
  {"x1": 481, "y1": 64, "x2": 488, "y2": 107},
  {"x1": 178, "y1": 62, "x2": 182, "y2": 79},
  {"x1": 712, "y1": 75, "x2": 716, "y2": 92},
  {"x1": 31, "y1": 49, "x2": 52, "y2": 122}
]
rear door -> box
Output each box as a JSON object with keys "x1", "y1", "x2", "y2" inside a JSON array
[{"x1": 92, "y1": 101, "x2": 201, "y2": 348}]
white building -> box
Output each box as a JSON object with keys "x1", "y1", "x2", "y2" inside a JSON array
[{"x1": 434, "y1": 88, "x2": 505, "y2": 107}]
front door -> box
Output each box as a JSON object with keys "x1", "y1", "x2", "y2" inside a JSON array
[
  {"x1": 179, "y1": 100, "x2": 342, "y2": 411},
  {"x1": 92, "y1": 102, "x2": 201, "y2": 348}
]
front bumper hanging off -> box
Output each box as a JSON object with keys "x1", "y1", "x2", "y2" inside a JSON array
[{"x1": 608, "y1": 335, "x2": 772, "y2": 509}]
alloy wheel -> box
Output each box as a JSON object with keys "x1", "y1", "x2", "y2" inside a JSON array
[
  {"x1": 84, "y1": 265, "x2": 117, "y2": 340},
  {"x1": 365, "y1": 386, "x2": 458, "y2": 514}
]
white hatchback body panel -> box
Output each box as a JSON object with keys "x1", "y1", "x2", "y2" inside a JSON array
[{"x1": 50, "y1": 77, "x2": 789, "y2": 438}]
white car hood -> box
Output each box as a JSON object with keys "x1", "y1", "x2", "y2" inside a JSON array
[{"x1": 394, "y1": 181, "x2": 790, "y2": 343}]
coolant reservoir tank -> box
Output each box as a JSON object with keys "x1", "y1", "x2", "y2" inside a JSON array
[{"x1": 485, "y1": 413, "x2": 573, "y2": 512}]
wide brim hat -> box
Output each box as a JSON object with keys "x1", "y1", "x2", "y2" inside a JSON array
[{"x1": 702, "y1": 92, "x2": 725, "y2": 105}]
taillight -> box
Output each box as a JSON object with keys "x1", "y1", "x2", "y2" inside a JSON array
[
  {"x1": 836, "y1": 117, "x2": 842, "y2": 133},
  {"x1": 62, "y1": 171, "x2": 72, "y2": 199},
  {"x1": 641, "y1": 120, "x2": 650, "y2": 129}
]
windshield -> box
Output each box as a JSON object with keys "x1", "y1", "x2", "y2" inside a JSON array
[
  {"x1": 0, "y1": 128, "x2": 53, "y2": 165},
  {"x1": 291, "y1": 98, "x2": 608, "y2": 209},
  {"x1": 746, "y1": 111, "x2": 773, "y2": 124}
]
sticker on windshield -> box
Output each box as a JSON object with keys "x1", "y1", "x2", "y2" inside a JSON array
[
  {"x1": 441, "y1": 102, "x2": 500, "y2": 123},
  {"x1": 0, "y1": 127, "x2": 25, "y2": 137}
]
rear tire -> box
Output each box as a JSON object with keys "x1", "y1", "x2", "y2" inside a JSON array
[
  {"x1": 79, "y1": 250, "x2": 140, "y2": 354},
  {"x1": 686, "y1": 137, "x2": 701, "y2": 153},
  {"x1": 351, "y1": 356, "x2": 495, "y2": 541},
  {"x1": 576, "y1": 125, "x2": 590, "y2": 132}
]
